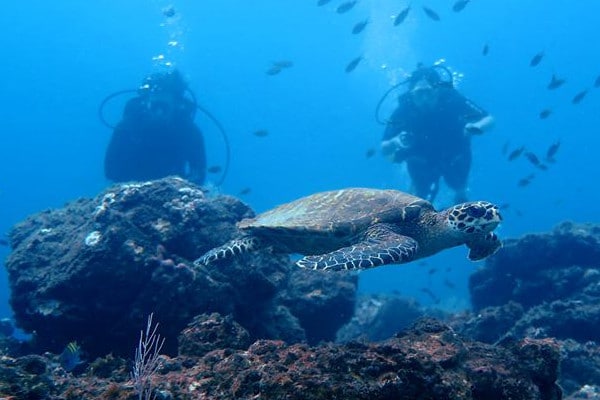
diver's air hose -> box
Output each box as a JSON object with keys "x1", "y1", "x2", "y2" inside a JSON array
[
  {"x1": 98, "y1": 89, "x2": 138, "y2": 130},
  {"x1": 374, "y1": 81, "x2": 406, "y2": 125}
]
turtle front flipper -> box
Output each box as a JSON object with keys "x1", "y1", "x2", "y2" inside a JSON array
[
  {"x1": 194, "y1": 236, "x2": 261, "y2": 267},
  {"x1": 466, "y1": 232, "x2": 502, "y2": 261},
  {"x1": 296, "y1": 223, "x2": 418, "y2": 271}
]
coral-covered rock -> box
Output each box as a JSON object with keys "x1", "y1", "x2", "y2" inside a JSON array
[
  {"x1": 470, "y1": 221, "x2": 600, "y2": 312},
  {"x1": 554, "y1": 339, "x2": 600, "y2": 395},
  {"x1": 75, "y1": 320, "x2": 560, "y2": 400},
  {"x1": 0, "y1": 318, "x2": 562, "y2": 400},
  {"x1": 169, "y1": 318, "x2": 559, "y2": 400},
  {"x1": 178, "y1": 313, "x2": 251, "y2": 357},
  {"x1": 0, "y1": 354, "x2": 54, "y2": 399},
  {"x1": 336, "y1": 294, "x2": 425, "y2": 342},
  {"x1": 4, "y1": 178, "x2": 356, "y2": 357},
  {"x1": 280, "y1": 268, "x2": 357, "y2": 345},
  {"x1": 460, "y1": 221, "x2": 600, "y2": 396},
  {"x1": 455, "y1": 301, "x2": 525, "y2": 344}
]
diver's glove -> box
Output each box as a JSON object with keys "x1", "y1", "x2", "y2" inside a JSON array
[
  {"x1": 464, "y1": 122, "x2": 483, "y2": 136},
  {"x1": 381, "y1": 131, "x2": 414, "y2": 162}
]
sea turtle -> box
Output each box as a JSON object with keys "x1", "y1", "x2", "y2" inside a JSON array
[{"x1": 194, "y1": 188, "x2": 502, "y2": 271}]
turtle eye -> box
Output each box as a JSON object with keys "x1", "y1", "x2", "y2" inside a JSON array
[{"x1": 466, "y1": 205, "x2": 486, "y2": 218}]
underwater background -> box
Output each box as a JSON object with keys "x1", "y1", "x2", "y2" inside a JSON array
[{"x1": 0, "y1": 0, "x2": 598, "y2": 318}]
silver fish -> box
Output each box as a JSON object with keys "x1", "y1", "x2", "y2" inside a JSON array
[
  {"x1": 336, "y1": 0, "x2": 357, "y2": 14},
  {"x1": 345, "y1": 56, "x2": 363, "y2": 73},
  {"x1": 394, "y1": 6, "x2": 411, "y2": 26},
  {"x1": 352, "y1": 19, "x2": 369, "y2": 34},
  {"x1": 545, "y1": 141, "x2": 560, "y2": 162},
  {"x1": 547, "y1": 74, "x2": 566, "y2": 90},
  {"x1": 452, "y1": 0, "x2": 470, "y2": 12},
  {"x1": 572, "y1": 90, "x2": 588, "y2": 104},
  {"x1": 422, "y1": 6, "x2": 441, "y2": 21},
  {"x1": 482, "y1": 43, "x2": 489, "y2": 56},
  {"x1": 530, "y1": 51, "x2": 544, "y2": 67},
  {"x1": 539, "y1": 109, "x2": 552, "y2": 119}
]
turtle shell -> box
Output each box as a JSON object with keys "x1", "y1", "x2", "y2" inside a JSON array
[{"x1": 238, "y1": 188, "x2": 432, "y2": 254}]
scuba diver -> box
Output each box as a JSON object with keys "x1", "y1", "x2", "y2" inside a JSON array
[
  {"x1": 103, "y1": 69, "x2": 207, "y2": 184},
  {"x1": 380, "y1": 64, "x2": 494, "y2": 203}
]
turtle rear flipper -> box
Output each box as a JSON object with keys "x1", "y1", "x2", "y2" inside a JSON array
[
  {"x1": 466, "y1": 232, "x2": 501, "y2": 261},
  {"x1": 194, "y1": 236, "x2": 260, "y2": 267},
  {"x1": 296, "y1": 223, "x2": 418, "y2": 271}
]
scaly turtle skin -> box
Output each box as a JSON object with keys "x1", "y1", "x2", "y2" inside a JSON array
[{"x1": 194, "y1": 188, "x2": 502, "y2": 271}]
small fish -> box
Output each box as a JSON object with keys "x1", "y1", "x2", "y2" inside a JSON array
[
  {"x1": 547, "y1": 74, "x2": 566, "y2": 90},
  {"x1": 0, "y1": 238, "x2": 8, "y2": 246},
  {"x1": 207, "y1": 166, "x2": 222, "y2": 174},
  {"x1": 365, "y1": 148, "x2": 376, "y2": 158},
  {"x1": 60, "y1": 341, "x2": 83, "y2": 372},
  {"x1": 524, "y1": 152, "x2": 548, "y2": 170},
  {"x1": 507, "y1": 146, "x2": 525, "y2": 161},
  {"x1": 266, "y1": 65, "x2": 282, "y2": 76},
  {"x1": 530, "y1": 51, "x2": 544, "y2": 67},
  {"x1": 162, "y1": 6, "x2": 176, "y2": 18},
  {"x1": 273, "y1": 60, "x2": 294, "y2": 69},
  {"x1": 336, "y1": 0, "x2": 357, "y2": 14},
  {"x1": 394, "y1": 6, "x2": 411, "y2": 26},
  {"x1": 571, "y1": 90, "x2": 588, "y2": 104},
  {"x1": 524, "y1": 151, "x2": 542, "y2": 167},
  {"x1": 345, "y1": 56, "x2": 363, "y2": 73},
  {"x1": 443, "y1": 278, "x2": 456, "y2": 289},
  {"x1": 428, "y1": 268, "x2": 437, "y2": 275},
  {"x1": 452, "y1": 0, "x2": 470, "y2": 12},
  {"x1": 239, "y1": 187, "x2": 252, "y2": 195},
  {"x1": 539, "y1": 109, "x2": 552, "y2": 119},
  {"x1": 482, "y1": 43, "x2": 489, "y2": 56},
  {"x1": 501, "y1": 141, "x2": 510, "y2": 155},
  {"x1": 595, "y1": 75, "x2": 600, "y2": 88},
  {"x1": 517, "y1": 174, "x2": 535, "y2": 187},
  {"x1": 253, "y1": 129, "x2": 269, "y2": 137},
  {"x1": 545, "y1": 140, "x2": 560, "y2": 162},
  {"x1": 420, "y1": 287, "x2": 441, "y2": 304},
  {"x1": 352, "y1": 19, "x2": 369, "y2": 34},
  {"x1": 422, "y1": 6, "x2": 441, "y2": 21},
  {"x1": 317, "y1": 0, "x2": 332, "y2": 6}
]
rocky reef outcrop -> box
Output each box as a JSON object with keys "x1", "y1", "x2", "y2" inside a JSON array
[
  {"x1": 1, "y1": 178, "x2": 571, "y2": 398},
  {"x1": 5, "y1": 177, "x2": 356, "y2": 357},
  {"x1": 0, "y1": 315, "x2": 561, "y2": 400},
  {"x1": 454, "y1": 222, "x2": 600, "y2": 395}
]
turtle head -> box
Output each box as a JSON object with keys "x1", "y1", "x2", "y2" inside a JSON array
[
  {"x1": 445, "y1": 201, "x2": 502, "y2": 235},
  {"x1": 444, "y1": 201, "x2": 502, "y2": 260},
  {"x1": 446, "y1": 201, "x2": 502, "y2": 235}
]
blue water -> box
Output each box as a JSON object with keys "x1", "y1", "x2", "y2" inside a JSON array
[{"x1": 1, "y1": 1, "x2": 598, "y2": 317}]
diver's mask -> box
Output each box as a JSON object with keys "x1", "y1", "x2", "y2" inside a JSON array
[
  {"x1": 410, "y1": 79, "x2": 438, "y2": 109},
  {"x1": 138, "y1": 83, "x2": 178, "y2": 121}
]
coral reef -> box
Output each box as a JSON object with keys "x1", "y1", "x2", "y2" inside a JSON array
[
  {"x1": 5, "y1": 177, "x2": 356, "y2": 357},
  {"x1": 0, "y1": 316, "x2": 561, "y2": 399},
  {"x1": 455, "y1": 221, "x2": 600, "y2": 395},
  {"x1": 336, "y1": 293, "x2": 427, "y2": 342},
  {"x1": 5, "y1": 178, "x2": 589, "y2": 398}
]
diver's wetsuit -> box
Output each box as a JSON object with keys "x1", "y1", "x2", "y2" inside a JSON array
[
  {"x1": 104, "y1": 96, "x2": 206, "y2": 184},
  {"x1": 383, "y1": 87, "x2": 488, "y2": 202}
]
